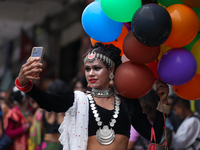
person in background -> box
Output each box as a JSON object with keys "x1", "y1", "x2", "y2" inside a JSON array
[
  {"x1": 29, "y1": 79, "x2": 67, "y2": 150},
  {"x1": 4, "y1": 86, "x2": 33, "y2": 150},
  {"x1": 70, "y1": 74, "x2": 87, "y2": 92},
  {"x1": 0, "y1": 89, "x2": 16, "y2": 119},
  {"x1": 170, "y1": 97, "x2": 200, "y2": 150},
  {"x1": 127, "y1": 89, "x2": 158, "y2": 150},
  {"x1": 167, "y1": 95, "x2": 183, "y2": 133},
  {"x1": 29, "y1": 98, "x2": 39, "y2": 115}
]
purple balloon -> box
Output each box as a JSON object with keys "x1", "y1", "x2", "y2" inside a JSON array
[{"x1": 158, "y1": 48, "x2": 197, "y2": 85}]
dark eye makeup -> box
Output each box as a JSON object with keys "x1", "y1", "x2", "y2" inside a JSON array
[{"x1": 84, "y1": 65, "x2": 102, "y2": 72}]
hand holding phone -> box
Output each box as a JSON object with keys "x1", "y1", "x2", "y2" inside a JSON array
[{"x1": 27, "y1": 47, "x2": 45, "y2": 77}]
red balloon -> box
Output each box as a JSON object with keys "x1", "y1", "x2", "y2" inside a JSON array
[
  {"x1": 146, "y1": 61, "x2": 159, "y2": 79},
  {"x1": 123, "y1": 31, "x2": 160, "y2": 64},
  {"x1": 114, "y1": 61, "x2": 155, "y2": 99}
]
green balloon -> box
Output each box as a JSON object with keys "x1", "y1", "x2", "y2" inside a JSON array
[
  {"x1": 100, "y1": 0, "x2": 141, "y2": 22},
  {"x1": 158, "y1": 0, "x2": 184, "y2": 7}
]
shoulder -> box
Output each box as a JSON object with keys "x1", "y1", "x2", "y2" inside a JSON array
[
  {"x1": 194, "y1": 112, "x2": 200, "y2": 118},
  {"x1": 74, "y1": 91, "x2": 88, "y2": 100},
  {"x1": 191, "y1": 113, "x2": 200, "y2": 124},
  {"x1": 70, "y1": 91, "x2": 89, "y2": 109},
  {"x1": 182, "y1": 114, "x2": 200, "y2": 128}
]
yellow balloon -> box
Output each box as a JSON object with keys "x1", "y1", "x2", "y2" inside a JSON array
[
  {"x1": 157, "y1": 44, "x2": 172, "y2": 60},
  {"x1": 191, "y1": 38, "x2": 200, "y2": 74}
]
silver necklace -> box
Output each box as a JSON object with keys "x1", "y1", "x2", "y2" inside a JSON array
[
  {"x1": 91, "y1": 87, "x2": 114, "y2": 98},
  {"x1": 87, "y1": 93, "x2": 120, "y2": 145}
]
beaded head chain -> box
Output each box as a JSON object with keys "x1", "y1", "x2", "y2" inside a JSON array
[{"x1": 83, "y1": 48, "x2": 115, "y2": 67}]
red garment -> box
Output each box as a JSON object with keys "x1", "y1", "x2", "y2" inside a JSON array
[
  {"x1": 5, "y1": 119, "x2": 25, "y2": 139},
  {"x1": 4, "y1": 106, "x2": 32, "y2": 150}
]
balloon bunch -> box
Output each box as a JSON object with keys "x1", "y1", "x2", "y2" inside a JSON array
[
  {"x1": 81, "y1": 0, "x2": 200, "y2": 100},
  {"x1": 156, "y1": 1, "x2": 200, "y2": 100}
]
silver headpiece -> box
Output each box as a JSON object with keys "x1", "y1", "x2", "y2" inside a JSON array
[{"x1": 83, "y1": 48, "x2": 115, "y2": 67}]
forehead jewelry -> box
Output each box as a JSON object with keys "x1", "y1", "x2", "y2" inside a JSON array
[{"x1": 83, "y1": 48, "x2": 115, "y2": 67}]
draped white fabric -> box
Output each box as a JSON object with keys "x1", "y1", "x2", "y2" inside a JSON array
[{"x1": 58, "y1": 91, "x2": 89, "y2": 150}]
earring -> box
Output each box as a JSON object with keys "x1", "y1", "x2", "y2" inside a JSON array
[
  {"x1": 109, "y1": 73, "x2": 114, "y2": 86},
  {"x1": 87, "y1": 83, "x2": 90, "y2": 87}
]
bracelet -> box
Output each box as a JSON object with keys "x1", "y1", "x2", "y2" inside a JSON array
[
  {"x1": 156, "y1": 101, "x2": 171, "y2": 115},
  {"x1": 15, "y1": 77, "x2": 33, "y2": 93}
]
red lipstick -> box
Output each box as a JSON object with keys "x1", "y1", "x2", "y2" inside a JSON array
[{"x1": 89, "y1": 78, "x2": 97, "y2": 83}]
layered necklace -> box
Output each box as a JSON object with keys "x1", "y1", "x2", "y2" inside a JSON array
[{"x1": 87, "y1": 87, "x2": 120, "y2": 145}]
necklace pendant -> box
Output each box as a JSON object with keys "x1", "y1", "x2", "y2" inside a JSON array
[
  {"x1": 96, "y1": 125, "x2": 115, "y2": 145},
  {"x1": 86, "y1": 93, "x2": 120, "y2": 146}
]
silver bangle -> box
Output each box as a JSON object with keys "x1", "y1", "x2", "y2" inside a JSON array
[{"x1": 156, "y1": 101, "x2": 171, "y2": 115}]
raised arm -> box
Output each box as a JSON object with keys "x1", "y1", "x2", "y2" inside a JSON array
[
  {"x1": 15, "y1": 57, "x2": 74, "y2": 113},
  {"x1": 18, "y1": 57, "x2": 43, "y2": 86},
  {"x1": 131, "y1": 80, "x2": 170, "y2": 143},
  {"x1": 131, "y1": 99, "x2": 165, "y2": 143},
  {"x1": 27, "y1": 84, "x2": 74, "y2": 112}
]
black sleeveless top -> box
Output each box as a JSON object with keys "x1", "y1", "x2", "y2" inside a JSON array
[
  {"x1": 27, "y1": 84, "x2": 165, "y2": 143},
  {"x1": 42, "y1": 111, "x2": 60, "y2": 134},
  {"x1": 88, "y1": 97, "x2": 131, "y2": 137}
]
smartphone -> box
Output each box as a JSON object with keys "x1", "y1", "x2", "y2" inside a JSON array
[{"x1": 27, "y1": 47, "x2": 45, "y2": 77}]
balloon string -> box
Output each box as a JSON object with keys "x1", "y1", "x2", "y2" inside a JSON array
[
  {"x1": 160, "y1": 97, "x2": 168, "y2": 149},
  {"x1": 150, "y1": 97, "x2": 168, "y2": 149}
]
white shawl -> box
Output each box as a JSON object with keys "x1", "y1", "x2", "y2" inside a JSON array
[{"x1": 58, "y1": 91, "x2": 89, "y2": 150}]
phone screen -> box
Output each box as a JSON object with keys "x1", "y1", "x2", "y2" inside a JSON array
[
  {"x1": 27, "y1": 47, "x2": 45, "y2": 77},
  {"x1": 31, "y1": 47, "x2": 44, "y2": 62}
]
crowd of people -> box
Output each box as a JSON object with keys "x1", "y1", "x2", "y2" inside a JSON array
[
  {"x1": 0, "y1": 43, "x2": 200, "y2": 150},
  {"x1": 0, "y1": 75, "x2": 88, "y2": 150}
]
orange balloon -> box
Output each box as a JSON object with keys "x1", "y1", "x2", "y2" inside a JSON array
[
  {"x1": 182, "y1": 0, "x2": 200, "y2": 7},
  {"x1": 114, "y1": 61, "x2": 154, "y2": 99},
  {"x1": 91, "y1": 24, "x2": 129, "y2": 55},
  {"x1": 173, "y1": 73, "x2": 200, "y2": 100},
  {"x1": 164, "y1": 4, "x2": 199, "y2": 48}
]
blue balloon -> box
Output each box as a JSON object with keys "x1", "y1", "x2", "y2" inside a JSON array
[{"x1": 81, "y1": 1, "x2": 123, "y2": 42}]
